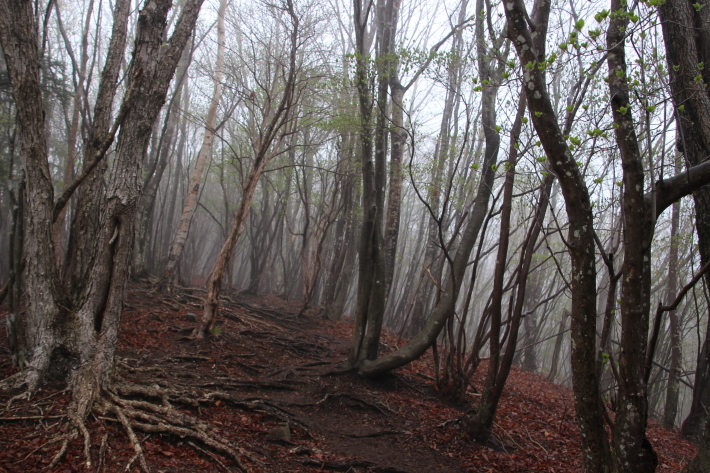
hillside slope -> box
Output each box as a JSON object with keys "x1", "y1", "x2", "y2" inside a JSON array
[{"x1": 0, "y1": 284, "x2": 697, "y2": 472}]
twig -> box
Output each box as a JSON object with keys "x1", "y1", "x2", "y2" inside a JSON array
[
  {"x1": 48, "y1": 436, "x2": 71, "y2": 469},
  {"x1": 188, "y1": 440, "x2": 232, "y2": 472},
  {"x1": 21, "y1": 436, "x2": 62, "y2": 463},
  {"x1": 0, "y1": 415, "x2": 65, "y2": 421}
]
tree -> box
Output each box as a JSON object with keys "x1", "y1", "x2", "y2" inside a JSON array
[
  {"x1": 349, "y1": 0, "x2": 387, "y2": 365},
  {"x1": 657, "y1": 0, "x2": 710, "y2": 441},
  {"x1": 350, "y1": 0, "x2": 485, "y2": 372},
  {"x1": 158, "y1": 0, "x2": 227, "y2": 293},
  {"x1": 0, "y1": 0, "x2": 206, "y2": 464},
  {"x1": 195, "y1": 0, "x2": 303, "y2": 338},
  {"x1": 503, "y1": 0, "x2": 710, "y2": 470}
]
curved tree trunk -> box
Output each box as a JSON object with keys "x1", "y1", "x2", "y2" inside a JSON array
[
  {"x1": 195, "y1": 153, "x2": 271, "y2": 337},
  {"x1": 195, "y1": 0, "x2": 301, "y2": 337}
]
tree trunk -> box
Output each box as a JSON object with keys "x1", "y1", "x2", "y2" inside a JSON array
[
  {"x1": 63, "y1": 0, "x2": 131, "y2": 299},
  {"x1": 663, "y1": 159, "x2": 682, "y2": 429},
  {"x1": 607, "y1": 2, "x2": 657, "y2": 468},
  {"x1": 684, "y1": 420, "x2": 710, "y2": 473},
  {"x1": 52, "y1": 0, "x2": 94, "y2": 267},
  {"x1": 133, "y1": 41, "x2": 192, "y2": 279},
  {"x1": 159, "y1": 80, "x2": 190, "y2": 266},
  {"x1": 324, "y1": 135, "x2": 356, "y2": 320},
  {"x1": 349, "y1": 0, "x2": 387, "y2": 365},
  {"x1": 196, "y1": 0, "x2": 300, "y2": 337},
  {"x1": 0, "y1": 0, "x2": 204, "y2": 421},
  {"x1": 503, "y1": 0, "x2": 611, "y2": 470},
  {"x1": 159, "y1": 0, "x2": 226, "y2": 292},
  {"x1": 657, "y1": 0, "x2": 710, "y2": 441},
  {"x1": 547, "y1": 310, "x2": 569, "y2": 382},
  {"x1": 196, "y1": 152, "x2": 272, "y2": 337}
]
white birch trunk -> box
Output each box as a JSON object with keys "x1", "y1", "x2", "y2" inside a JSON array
[{"x1": 159, "y1": 0, "x2": 227, "y2": 292}]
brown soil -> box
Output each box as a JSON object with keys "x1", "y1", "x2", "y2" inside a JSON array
[{"x1": 0, "y1": 284, "x2": 697, "y2": 472}]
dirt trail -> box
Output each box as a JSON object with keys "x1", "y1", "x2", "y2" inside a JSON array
[{"x1": 0, "y1": 284, "x2": 697, "y2": 472}]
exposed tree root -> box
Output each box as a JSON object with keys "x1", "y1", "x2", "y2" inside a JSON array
[
  {"x1": 188, "y1": 440, "x2": 231, "y2": 472},
  {"x1": 97, "y1": 432, "x2": 109, "y2": 472},
  {"x1": 1, "y1": 370, "x2": 44, "y2": 410},
  {"x1": 203, "y1": 391, "x2": 311, "y2": 434},
  {"x1": 101, "y1": 383, "x2": 256, "y2": 471},
  {"x1": 2, "y1": 371, "x2": 261, "y2": 472},
  {"x1": 104, "y1": 398, "x2": 151, "y2": 473},
  {"x1": 295, "y1": 458, "x2": 412, "y2": 472}
]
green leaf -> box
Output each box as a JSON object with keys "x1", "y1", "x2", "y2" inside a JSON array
[
  {"x1": 575, "y1": 19, "x2": 585, "y2": 31},
  {"x1": 593, "y1": 177, "x2": 603, "y2": 183},
  {"x1": 595, "y1": 10, "x2": 609, "y2": 22}
]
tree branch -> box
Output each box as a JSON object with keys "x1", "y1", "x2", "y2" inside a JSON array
[{"x1": 651, "y1": 160, "x2": 710, "y2": 218}]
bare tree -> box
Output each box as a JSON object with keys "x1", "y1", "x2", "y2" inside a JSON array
[
  {"x1": 0, "y1": 0, "x2": 206, "y2": 463},
  {"x1": 159, "y1": 0, "x2": 227, "y2": 292},
  {"x1": 503, "y1": 0, "x2": 710, "y2": 470},
  {"x1": 195, "y1": 0, "x2": 303, "y2": 337}
]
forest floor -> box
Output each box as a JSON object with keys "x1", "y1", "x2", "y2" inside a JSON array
[{"x1": 0, "y1": 284, "x2": 699, "y2": 472}]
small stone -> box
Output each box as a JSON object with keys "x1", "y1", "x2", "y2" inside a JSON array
[
  {"x1": 186, "y1": 312, "x2": 198, "y2": 323},
  {"x1": 148, "y1": 313, "x2": 162, "y2": 322},
  {"x1": 266, "y1": 423, "x2": 291, "y2": 441}
]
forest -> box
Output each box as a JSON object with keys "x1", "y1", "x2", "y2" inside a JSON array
[{"x1": 2, "y1": 0, "x2": 710, "y2": 471}]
